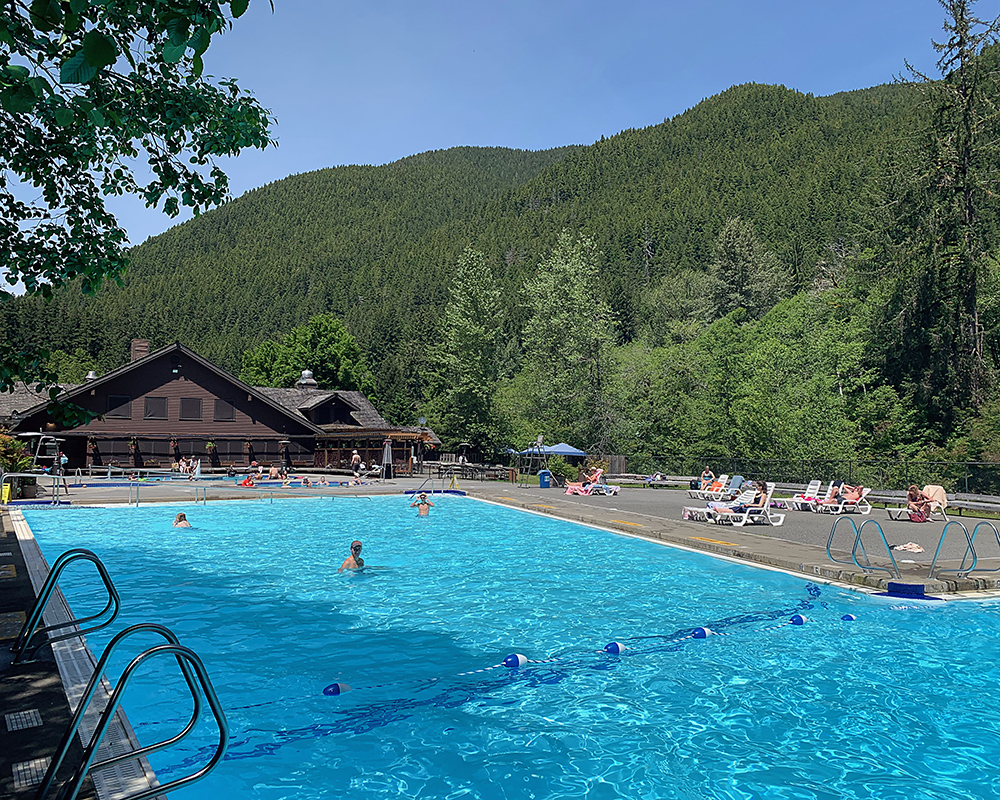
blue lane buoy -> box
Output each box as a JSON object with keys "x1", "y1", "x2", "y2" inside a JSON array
[
  {"x1": 604, "y1": 642, "x2": 626, "y2": 654},
  {"x1": 693, "y1": 627, "x2": 712, "y2": 639},
  {"x1": 503, "y1": 653, "x2": 527, "y2": 668},
  {"x1": 790, "y1": 614, "x2": 807, "y2": 626},
  {"x1": 841, "y1": 614, "x2": 857, "y2": 621},
  {"x1": 323, "y1": 682, "x2": 352, "y2": 696}
]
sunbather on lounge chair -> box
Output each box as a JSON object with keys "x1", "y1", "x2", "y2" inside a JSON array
[
  {"x1": 699, "y1": 466, "x2": 715, "y2": 490},
  {"x1": 565, "y1": 468, "x2": 603, "y2": 495},
  {"x1": 712, "y1": 481, "x2": 766, "y2": 514}
]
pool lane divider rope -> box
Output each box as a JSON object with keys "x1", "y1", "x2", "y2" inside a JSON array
[{"x1": 322, "y1": 609, "x2": 859, "y2": 697}]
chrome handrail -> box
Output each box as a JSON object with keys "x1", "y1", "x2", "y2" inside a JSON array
[
  {"x1": 826, "y1": 517, "x2": 900, "y2": 579},
  {"x1": 11, "y1": 549, "x2": 121, "y2": 664},
  {"x1": 34, "y1": 623, "x2": 204, "y2": 800},
  {"x1": 926, "y1": 519, "x2": 988, "y2": 580},
  {"x1": 46, "y1": 642, "x2": 229, "y2": 800}
]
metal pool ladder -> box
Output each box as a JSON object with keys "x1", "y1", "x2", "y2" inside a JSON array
[
  {"x1": 826, "y1": 517, "x2": 900, "y2": 579},
  {"x1": 926, "y1": 520, "x2": 1000, "y2": 581},
  {"x1": 34, "y1": 623, "x2": 229, "y2": 800},
  {"x1": 10, "y1": 549, "x2": 121, "y2": 664}
]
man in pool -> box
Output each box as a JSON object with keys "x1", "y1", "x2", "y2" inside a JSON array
[
  {"x1": 338, "y1": 540, "x2": 364, "y2": 572},
  {"x1": 410, "y1": 492, "x2": 434, "y2": 515}
]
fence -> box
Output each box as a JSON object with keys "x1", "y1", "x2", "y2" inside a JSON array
[{"x1": 665, "y1": 457, "x2": 1000, "y2": 496}]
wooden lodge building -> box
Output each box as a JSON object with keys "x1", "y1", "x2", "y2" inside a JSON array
[{"x1": 0, "y1": 341, "x2": 439, "y2": 472}]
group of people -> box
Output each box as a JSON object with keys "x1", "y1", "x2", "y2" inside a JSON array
[{"x1": 175, "y1": 457, "x2": 199, "y2": 480}]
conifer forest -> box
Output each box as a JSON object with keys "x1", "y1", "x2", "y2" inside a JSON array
[{"x1": 5, "y1": 13, "x2": 1000, "y2": 475}]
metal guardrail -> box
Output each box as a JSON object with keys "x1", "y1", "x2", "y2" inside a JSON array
[{"x1": 11, "y1": 549, "x2": 121, "y2": 664}]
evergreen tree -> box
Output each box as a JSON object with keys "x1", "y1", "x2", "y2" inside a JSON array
[
  {"x1": 516, "y1": 231, "x2": 616, "y2": 451},
  {"x1": 880, "y1": 1, "x2": 1000, "y2": 432},
  {"x1": 422, "y1": 247, "x2": 507, "y2": 452},
  {"x1": 708, "y1": 217, "x2": 788, "y2": 320}
]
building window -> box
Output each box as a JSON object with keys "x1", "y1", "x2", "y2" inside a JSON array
[
  {"x1": 179, "y1": 398, "x2": 203, "y2": 420},
  {"x1": 144, "y1": 396, "x2": 168, "y2": 420},
  {"x1": 214, "y1": 399, "x2": 236, "y2": 421},
  {"x1": 107, "y1": 395, "x2": 131, "y2": 419}
]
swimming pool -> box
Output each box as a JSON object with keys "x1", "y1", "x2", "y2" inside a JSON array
[{"x1": 22, "y1": 496, "x2": 1000, "y2": 799}]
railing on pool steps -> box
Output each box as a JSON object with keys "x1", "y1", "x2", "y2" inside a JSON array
[
  {"x1": 11, "y1": 548, "x2": 121, "y2": 665},
  {"x1": 35, "y1": 623, "x2": 229, "y2": 800}
]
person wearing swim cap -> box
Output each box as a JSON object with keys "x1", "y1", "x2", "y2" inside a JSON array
[
  {"x1": 338, "y1": 540, "x2": 364, "y2": 572},
  {"x1": 410, "y1": 492, "x2": 434, "y2": 516}
]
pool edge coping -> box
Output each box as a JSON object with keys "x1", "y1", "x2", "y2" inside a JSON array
[{"x1": 10, "y1": 508, "x2": 165, "y2": 800}]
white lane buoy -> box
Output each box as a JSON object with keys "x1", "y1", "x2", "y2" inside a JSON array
[
  {"x1": 841, "y1": 614, "x2": 857, "y2": 621},
  {"x1": 322, "y1": 682, "x2": 352, "y2": 696},
  {"x1": 693, "y1": 627, "x2": 712, "y2": 639},
  {"x1": 604, "y1": 642, "x2": 626, "y2": 654},
  {"x1": 503, "y1": 653, "x2": 528, "y2": 668},
  {"x1": 790, "y1": 614, "x2": 807, "y2": 625}
]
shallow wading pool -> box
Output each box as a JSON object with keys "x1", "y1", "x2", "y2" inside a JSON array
[{"x1": 21, "y1": 496, "x2": 1000, "y2": 800}]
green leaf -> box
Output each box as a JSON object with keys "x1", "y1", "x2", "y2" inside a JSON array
[
  {"x1": 188, "y1": 26, "x2": 210, "y2": 56},
  {"x1": 231, "y1": 0, "x2": 250, "y2": 18},
  {"x1": 1, "y1": 85, "x2": 39, "y2": 113},
  {"x1": 4, "y1": 65, "x2": 30, "y2": 80},
  {"x1": 82, "y1": 30, "x2": 118, "y2": 69},
  {"x1": 166, "y1": 16, "x2": 189, "y2": 46},
  {"x1": 53, "y1": 106, "x2": 74, "y2": 127},
  {"x1": 192, "y1": 53, "x2": 204, "y2": 78},
  {"x1": 162, "y1": 42, "x2": 187, "y2": 64},
  {"x1": 29, "y1": 0, "x2": 63, "y2": 32},
  {"x1": 69, "y1": 0, "x2": 89, "y2": 13},
  {"x1": 60, "y1": 50, "x2": 98, "y2": 84}
]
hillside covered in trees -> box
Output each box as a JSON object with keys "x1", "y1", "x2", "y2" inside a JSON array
[{"x1": 5, "y1": 32, "x2": 1000, "y2": 470}]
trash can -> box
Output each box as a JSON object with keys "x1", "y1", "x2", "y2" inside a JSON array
[{"x1": 538, "y1": 470, "x2": 551, "y2": 489}]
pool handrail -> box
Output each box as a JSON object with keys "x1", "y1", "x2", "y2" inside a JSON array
[
  {"x1": 411, "y1": 477, "x2": 437, "y2": 496},
  {"x1": 11, "y1": 548, "x2": 121, "y2": 664},
  {"x1": 926, "y1": 520, "x2": 1000, "y2": 580},
  {"x1": 47, "y1": 642, "x2": 229, "y2": 800},
  {"x1": 34, "y1": 623, "x2": 204, "y2": 800},
  {"x1": 0, "y1": 470, "x2": 69, "y2": 505},
  {"x1": 826, "y1": 517, "x2": 901, "y2": 579}
]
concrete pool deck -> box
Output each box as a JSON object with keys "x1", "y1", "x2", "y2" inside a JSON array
[
  {"x1": 10, "y1": 474, "x2": 1000, "y2": 597},
  {"x1": 4, "y1": 475, "x2": 1000, "y2": 795}
]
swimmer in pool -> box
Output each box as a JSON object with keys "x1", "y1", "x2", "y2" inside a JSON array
[
  {"x1": 173, "y1": 512, "x2": 191, "y2": 528},
  {"x1": 338, "y1": 540, "x2": 364, "y2": 572},
  {"x1": 410, "y1": 492, "x2": 434, "y2": 516}
]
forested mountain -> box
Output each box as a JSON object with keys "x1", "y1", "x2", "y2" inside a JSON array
[{"x1": 5, "y1": 60, "x2": 1000, "y2": 468}]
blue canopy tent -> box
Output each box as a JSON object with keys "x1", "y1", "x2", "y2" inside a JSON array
[{"x1": 517, "y1": 442, "x2": 586, "y2": 457}]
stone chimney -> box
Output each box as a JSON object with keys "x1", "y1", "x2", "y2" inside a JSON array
[
  {"x1": 130, "y1": 339, "x2": 150, "y2": 362},
  {"x1": 296, "y1": 369, "x2": 319, "y2": 389}
]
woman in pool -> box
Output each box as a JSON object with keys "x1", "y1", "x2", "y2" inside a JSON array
[
  {"x1": 338, "y1": 540, "x2": 364, "y2": 572},
  {"x1": 173, "y1": 512, "x2": 191, "y2": 528}
]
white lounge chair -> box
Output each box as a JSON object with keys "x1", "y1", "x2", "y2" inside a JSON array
[
  {"x1": 804, "y1": 482, "x2": 837, "y2": 512},
  {"x1": 709, "y1": 483, "x2": 785, "y2": 527},
  {"x1": 887, "y1": 485, "x2": 949, "y2": 522},
  {"x1": 816, "y1": 486, "x2": 873, "y2": 515},
  {"x1": 786, "y1": 480, "x2": 822, "y2": 511},
  {"x1": 687, "y1": 474, "x2": 729, "y2": 500},
  {"x1": 682, "y1": 486, "x2": 756, "y2": 522}
]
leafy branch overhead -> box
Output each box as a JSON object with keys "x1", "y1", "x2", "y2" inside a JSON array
[{"x1": 0, "y1": 0, "x2": 274, "y2": 390}]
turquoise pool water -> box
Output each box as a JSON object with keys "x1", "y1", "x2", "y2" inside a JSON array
[{"x1": 22, "y1": 496, "x2": 1000, "y2": 800}]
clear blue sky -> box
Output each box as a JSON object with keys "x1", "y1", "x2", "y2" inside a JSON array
[{"x1": 108, "y1": 0, "x2": 952, "y2": 246}]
